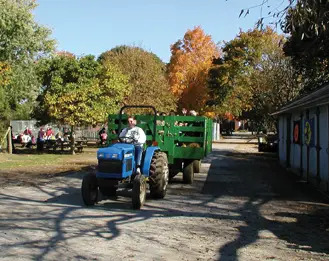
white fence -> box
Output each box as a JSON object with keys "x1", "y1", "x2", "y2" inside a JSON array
[
  {"x1": 213, "y1": 122, "x2": 220, "y2": 141},
  {"x1": 10, "y1": 120, "x2": 101, "y2": 140}
]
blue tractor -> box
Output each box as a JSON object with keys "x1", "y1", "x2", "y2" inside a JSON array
[{"x1": 81, "y1": 105, "x2": 169, "y2": 209}]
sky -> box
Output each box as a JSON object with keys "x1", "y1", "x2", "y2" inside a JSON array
[{"x1": 34, "y1": 0, "x2": 286, "y2": 63}]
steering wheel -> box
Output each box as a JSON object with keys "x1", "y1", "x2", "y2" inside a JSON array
[{"x1": 119, "y1": 136, "x2": 137, "y2": 144}]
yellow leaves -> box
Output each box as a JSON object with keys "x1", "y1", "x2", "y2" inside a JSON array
[
  {"x1": 42, "y1": 54, "x2": 131, "y2": 127},
  {"x1": 204, "y1": 111, "x2": 216, "y2": 118}
]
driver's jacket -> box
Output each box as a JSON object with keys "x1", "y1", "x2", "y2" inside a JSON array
[{"x1": 119, "y1": 126, "x2": 146, "y2": 146}]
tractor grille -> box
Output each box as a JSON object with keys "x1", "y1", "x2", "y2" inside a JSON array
[
  {"x1": 98, "y1": 159, "x2": 122, "y2": 174},
  {"x1": 126, "y1": 159, "x2": 132, "y2": 172}
]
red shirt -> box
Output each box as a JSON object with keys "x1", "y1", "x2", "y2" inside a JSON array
[{"x1": 46, "y1": 129, "x2": 53, "y2": 137}]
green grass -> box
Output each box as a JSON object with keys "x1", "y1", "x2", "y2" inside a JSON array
[
  {"x1": 0, "y1": 148, "x2": 97, "y2": 170},
  {"x1": 0, "y1": 154, "x2": 63, "y2": 169},
  {"x1": 0, "y1": 154, "x2": 72, "y2": 169}
]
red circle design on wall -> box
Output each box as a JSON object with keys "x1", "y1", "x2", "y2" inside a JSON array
[{"x1": 294, "y1": 123, "x2": 299, "y2": 143}]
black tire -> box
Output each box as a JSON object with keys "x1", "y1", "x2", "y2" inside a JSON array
[
  {"x1": 132, "y1": 174, "x2": 146, "y2": 209},
  {"x1": 183, "y1": 160, "x2": 194, "y2": 184},
  {"x1": 149, "y1": 151, "x2": 169, "y2": 199},
  {"x1": 81, "y1": 173, "x2": 98, "y2": 206},
  {"x1": 193, "y1": 160, "x2": 201, "y2": 173}
]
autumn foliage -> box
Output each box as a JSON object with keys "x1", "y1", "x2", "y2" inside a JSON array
[
  {"x1": 168, "y1": 26, "x2": 219, "y2": 112},
  {"x1": 208, "y1": 27, "x2": 301, "y2": 129},
  {"x1": 99, "y1": 46, "x2": 176, "y2": 114}
]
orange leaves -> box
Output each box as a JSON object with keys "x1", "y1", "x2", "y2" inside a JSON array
[
  {"x1": 168, "y1": 26, "x2": 219, "y2": 112},
  {"x1": 0, "y1": 61, "x2": 11, "y2": 86},
  {"x1": 0, "y1": 62, "x2": 10, "y2": 73},
  {"x1": 56, "y1": 51, "x2": 75, "y2": 58}
]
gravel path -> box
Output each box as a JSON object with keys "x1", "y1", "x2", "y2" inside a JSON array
[{"x1": 0, "y1": 143, "x2": 328, "y2": 261}]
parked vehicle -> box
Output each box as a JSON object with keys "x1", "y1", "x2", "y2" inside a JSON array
[{"x1": 258, "y1": 134, "x2": 278, "y2": 152}]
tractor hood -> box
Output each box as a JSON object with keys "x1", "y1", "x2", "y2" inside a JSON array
[{"x1": 97, "y1": 143, "x2": 134, "y2": 161}]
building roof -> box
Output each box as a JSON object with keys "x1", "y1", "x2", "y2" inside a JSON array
[{"x1": 272, "y1": 84, "x2": 329, "y2": 115}]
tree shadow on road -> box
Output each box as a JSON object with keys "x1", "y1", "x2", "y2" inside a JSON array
[
  {"x1": 1, "y1": 147, "x2": 329, "y2": 260},
  {"x1": 0, "y1": 167, "x2": 239, "y2": 261},
  {"x1": 202, "y1": 148, "x2": 329, "y2": 261}
]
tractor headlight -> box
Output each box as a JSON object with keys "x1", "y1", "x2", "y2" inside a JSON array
[
  {"x1": 124, "y1": 153, "x2": 132, "y2": 158},
  {"x1": 98, "y1": 152, "x2": 104, "y2": 158},
  {"x1": 111, "y1": 153, "x2": 118, "y2": 159}
]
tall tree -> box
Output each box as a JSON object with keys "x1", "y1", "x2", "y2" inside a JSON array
[
  {"x1": 283, "y1": 0, "x2": 329, "y2": 92},
  {"x1": 208, "y1": 28, "x2": 301, "y2": 130},
  {"x1": 99, "y1": 46, "x2": 176, "y2": 113},
  {"x1": 0, "y1": 0, "x2": 55, "y2": 133},
  {"x1": 236, "y1": 0, "x2": 329, "y2": 92},
  {"x1": 0, "y1": 62, "x2": 11, "y2": 134},
  {"x1": 36, "y1": 54, "x2": 130, "y2": 153},
  {"x1": 37, "y1": 54, "x2": 131, "y2": 125},
  {"x1": 168, "y1": 26, "x2": 219, "y2": 113}
]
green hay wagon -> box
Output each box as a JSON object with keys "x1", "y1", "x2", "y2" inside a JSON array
[{"x1": 107, "y1": 112, "x2": 213, "y2": 184}]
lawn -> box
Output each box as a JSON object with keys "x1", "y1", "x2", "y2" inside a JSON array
[{"x1": 0, "y1": 148, "x2": 98, "y2": 186}]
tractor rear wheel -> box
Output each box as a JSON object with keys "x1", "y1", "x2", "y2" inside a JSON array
[
  {"x1": 81, "y1": 173, "x2": 98, "y2": 206},
  {"x1": 183, "y1": 160, "x2": 194, "y2": 184},
  {"x1": 193, "y1": 160, "x2": 201, "y2": 173},
  {"x1": 132, "y1": 174, "x2": 146, "y2": 209},
  {"x1": 149, "y1": 151, "x2": 169, "y2": 199}
]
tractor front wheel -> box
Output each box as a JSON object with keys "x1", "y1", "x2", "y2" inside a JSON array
[
  {"x1": 132, "y1": 174, "x2": 146, "y2": 209},
  {"x1": 149, "y1": 152, "x2": 169, "y2": 199},
  {"x1": 81, "y1": 173, "x2": 98, "y2": 206},
  {"x1": 183, "y1": 160, "x2": 194, "y2": 184}
]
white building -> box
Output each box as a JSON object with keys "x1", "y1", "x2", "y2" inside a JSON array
[{"x1": 273, "y1": 85, "x2": 329, "y2": 193}]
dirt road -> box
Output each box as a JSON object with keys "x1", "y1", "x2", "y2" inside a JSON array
[{"x1": 0, "y1": 143, "x2": 329, "y2": 260}]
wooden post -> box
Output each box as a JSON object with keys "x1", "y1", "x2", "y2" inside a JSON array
[
  {"x1": 300, "y1": 112, "x2": 303, "y2": 177},
  {"x1": 327, "y1": 104, "x2": 329, "y2": 191},
  {"x1": 70, "y1": 125, "x2": 75, "y2": 155},
  {"x1": 286, "y1": 114, "x2": 291, "y2": 168},
  {"x1": 306, "y1": 109, "x2": 310, "y2": 183},
  {"x1": 7, "y1": 127, "x2": 12, "y2": 154},
  {"x1": 316, "y1": 107, "x2": 321, "y2": 182}
]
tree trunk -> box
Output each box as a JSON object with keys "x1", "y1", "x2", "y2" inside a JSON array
[{"x1": 70, "y1": 125, "x2": 75, "y2": 155}]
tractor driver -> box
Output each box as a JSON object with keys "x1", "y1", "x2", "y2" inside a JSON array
[{"x1": 119, "y1": 116, "x2": 146, "y2": 175}]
